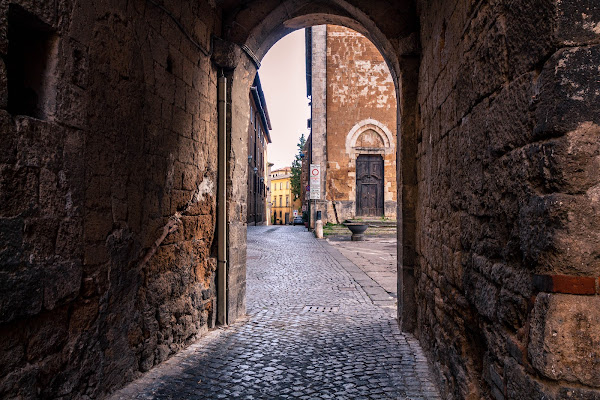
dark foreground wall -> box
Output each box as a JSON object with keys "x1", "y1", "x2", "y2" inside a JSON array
[
  {"x1": 415, "y1": 0, "x2": 600, "y2": 398},
  {"x1": 0, "y1": 1, "x2": 220, "y2": 398}
]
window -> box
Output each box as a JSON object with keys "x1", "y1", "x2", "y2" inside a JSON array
[
  {"x1": 6, "y1": 5, "x2": 58, "y2": 119},
  {"x1": 280, "y1": 182, "x2": 282, "y2": 190},
  {"x1": 279, "y1": 196, "x2": 282, "y2": 207},
  {"x1": 286, "y1": 196, "x2": 289, "y2": 207},
  {"x1": 286, "y1": 181, "x2": 289, "y2": 189}
]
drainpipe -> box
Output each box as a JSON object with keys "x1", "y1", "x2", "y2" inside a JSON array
[{"x1": 217, "y1": 71, "x2": 228, "y2": 325}]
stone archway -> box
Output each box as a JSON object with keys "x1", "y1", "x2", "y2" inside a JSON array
[
  {"x1": 4, "y1": 2, "x2": 599, "y2": 398},
  {"x1": 344, "y1": 119, "x2": 396, "y2": 216},
  {"x1": 218, "y1": 1, "x2": 420, "y2": 334}
]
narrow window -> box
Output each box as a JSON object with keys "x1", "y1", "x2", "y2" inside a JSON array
[{"x1": 6, "y1": 5, "x2": 58, "y2": 119}]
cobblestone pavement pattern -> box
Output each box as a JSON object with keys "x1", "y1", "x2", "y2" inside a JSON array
[
  {"x1": 326, "y1": 237, "x2": 397, "y2": 312},
  {"x1": 109, "y1": 226, "x2": 440, "y2": 399}
]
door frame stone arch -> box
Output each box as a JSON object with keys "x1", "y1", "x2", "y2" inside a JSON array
[
  {"x1": 218, "y1": 1, "x2": 420, "y2": 332},
  {"x1": 345, "y1": 119, "x2": 395, "y2": 210}
]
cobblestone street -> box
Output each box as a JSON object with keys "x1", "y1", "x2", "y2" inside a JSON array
[{"x1": 110, "y1": 226, "x2": 440, "y2": 399}]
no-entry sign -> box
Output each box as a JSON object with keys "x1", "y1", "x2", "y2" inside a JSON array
[{"x1": 310, "y1": 164, "x2": 320, "y2": 200}]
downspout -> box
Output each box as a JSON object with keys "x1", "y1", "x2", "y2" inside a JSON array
[{"x1": 217, "y1": 71, "x2": 228, "y2": 325}]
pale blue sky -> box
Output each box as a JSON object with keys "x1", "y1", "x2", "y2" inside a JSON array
[{"x1": 258, "y1": 29, "x2": 310, "y2": 170}]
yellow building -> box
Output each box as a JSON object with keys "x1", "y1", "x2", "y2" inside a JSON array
[{"x1": 270, "y1": 167, "x2": 301, "y2": 225}]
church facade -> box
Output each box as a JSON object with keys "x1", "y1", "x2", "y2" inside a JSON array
[{"x1": 304, "y1": 25, "x2": 397, "y2": 224}]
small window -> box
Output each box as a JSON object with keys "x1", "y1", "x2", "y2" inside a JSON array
[
  {"x1": 6, "y1": 5, "x2": 58, "y2": 119},
  {"x1": 286, "y1": 182, "x2": 289, "y2": 189},
  {"x1": 286, "y1": 196, "x2": 289, "y2": 207}
]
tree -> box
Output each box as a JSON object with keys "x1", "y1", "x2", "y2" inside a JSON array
[{"x1": 290, "y1": 133, "x2": 306, "y2": 202}]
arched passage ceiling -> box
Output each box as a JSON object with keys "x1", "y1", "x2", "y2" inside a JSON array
[{"x1": 217, "y1": 0, "x2": 419, "y2": 77}]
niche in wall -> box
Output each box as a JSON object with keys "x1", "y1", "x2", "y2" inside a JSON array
[{"x1": 5, "y1": 5, "x2": 58, "y2": 119}]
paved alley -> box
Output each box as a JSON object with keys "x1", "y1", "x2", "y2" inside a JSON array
[{"x1": 109, "y1": 226, "x2": 440, "y2": 399}]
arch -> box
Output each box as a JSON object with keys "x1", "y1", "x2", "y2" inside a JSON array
[
  {"x1": 222, "y1": 1, "x2": 420, "y2": 333},
  {"x1": 342, "y1": 119, "x2": 395, "y2": 210},
  {"x1": 345, "y1": 118, "x2": 394, "y2": 155},
  {"x1": 220, "y1": 0, "x2": 420, "y2": 85}
]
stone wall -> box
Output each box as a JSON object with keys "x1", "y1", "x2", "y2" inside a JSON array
[
  {"x1": 309, "y1": 25, "x2": 329, "y2": 227},
  {"x1": 0, "y1": 1, "x2": 220, "y2": 398},
  {"x1": 414, "y1": 0, "x2": 600, "y2": 398},
  {"x1": 1, "y1": 1, "x2": 599, "y2": 399},
  {"x1": 325, "y1": 25, "x2": 397, "y2": 222}
]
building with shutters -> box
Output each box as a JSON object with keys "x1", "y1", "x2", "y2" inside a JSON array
[
  {"x1": 247, "y1": 73, "x2": 272, "y2": 225},
  {"x1": 270, "y1": 167, "x2": 302, "y2": 225}
]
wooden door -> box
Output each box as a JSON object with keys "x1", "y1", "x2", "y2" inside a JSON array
[{"x1": 356, "y1": 155, "x2": 384, "y2": 216}]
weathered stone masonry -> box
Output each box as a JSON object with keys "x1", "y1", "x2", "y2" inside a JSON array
[
  {"x1": 1, "y1": 1, "x2": 220, "y2": 398},
  {"x1": 415, "y1": 0, "x2": 600, "y2": 398},
  {"x1": 324, "y1": 25, "x2": 397, "y2": 221},
  {"x1": 1, "y1": 1, "x2": 599, "y2": 399}
]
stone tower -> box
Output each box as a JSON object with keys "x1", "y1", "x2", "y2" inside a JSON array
[{"x1": 306, "y1": 25, "x2": 397, "y2": 224}]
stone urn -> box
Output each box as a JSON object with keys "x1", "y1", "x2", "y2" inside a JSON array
[{"x1": 345, "y1": 223, "x2": 368, "y2": 241}]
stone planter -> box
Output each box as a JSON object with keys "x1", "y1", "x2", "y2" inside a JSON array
[{"x1": 345, "y1": 223, "x2": 368, "y2": 241}]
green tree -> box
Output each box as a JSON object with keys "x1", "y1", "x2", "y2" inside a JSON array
[{"x1": 290, "y1": 133, "x2": 306, "y2": 203}]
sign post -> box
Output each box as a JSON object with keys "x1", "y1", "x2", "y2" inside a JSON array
[
  {"x1": 309, "y1": 164, "x2": 320, "y2": 200},
  {"x1": 309, "y1": 164, "x2": 321, "y2": 230}
]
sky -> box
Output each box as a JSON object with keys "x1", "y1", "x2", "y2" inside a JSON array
[{"x1": 258, "y1": 29, "x2": 310, "y2": 171}]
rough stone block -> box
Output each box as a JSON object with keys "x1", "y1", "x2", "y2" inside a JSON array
[
  {"x1": 83, "y1": 211, "x2": 114, "y2": 242},
  {"x1": 0, "y1": 268, "x2": 43, "y2": 323},
  {"x1": 497, "y1": 289, "x2": 528, "y2": 330},
  {"x1": 501, "y1": 0, "x2": 555, "y2": 78},
  {"x1": 556, "y1": 0, "x2": 600, "y2": 46},
  {"x1": 535, "y1": 45, "x2": 600, "y2": 136},
  {"x1": 505, "y1": 357, "x2": 555, "y2": 400},
  {"x1": 43, "y1": 261, "x2": 82, "y2": 310},
  {"x1": 0, "y1": 217, "x2": 23, "y2": 270},
  {"x1": 529, "y1": 293, "x2": 600, "y2": 387},
  {"x1": 558, "y1": 386, "x2": 600, "y2": 399},
  {"x1": 519, "y1": 191, "x2": 600, "y2": 276},
  {"x1": 464, "y1": 268, "x2": 498, "y2": 321}
]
